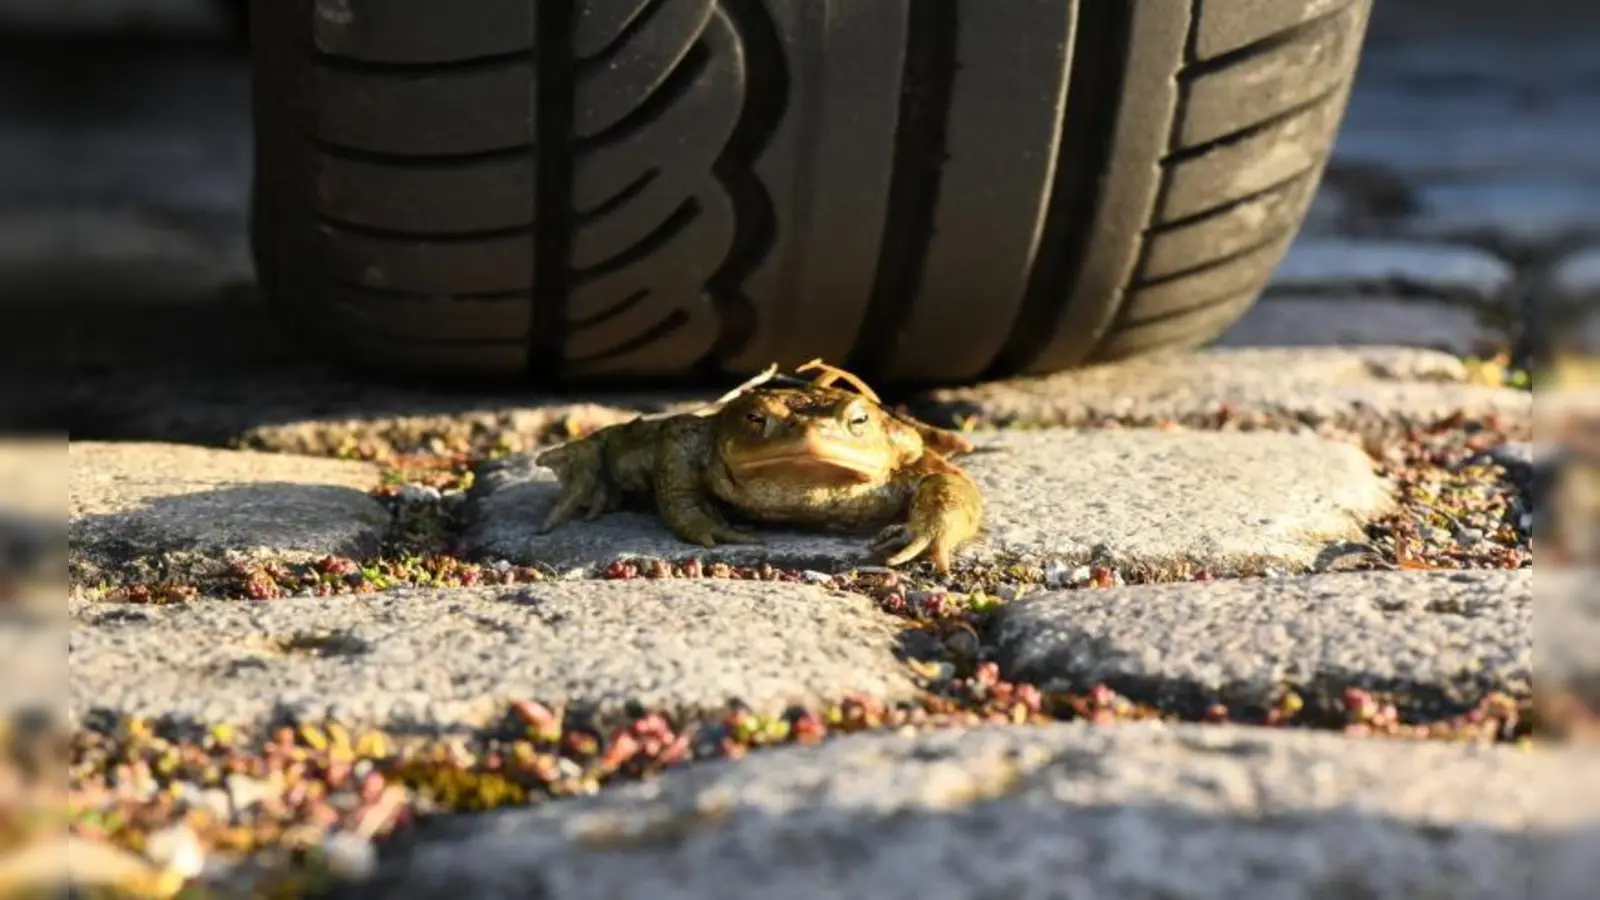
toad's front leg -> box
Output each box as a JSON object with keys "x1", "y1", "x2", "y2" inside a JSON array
[
  {"x1": 654, "y1": 418, "x2": 762, "y2": 548},
  {"x1": 868, "y1": 466, "x2": 983, "y2": 573}
]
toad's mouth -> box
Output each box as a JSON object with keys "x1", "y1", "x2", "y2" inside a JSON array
[{"x1": 730, "y1": 437, "x2": 888, "y2": 482}]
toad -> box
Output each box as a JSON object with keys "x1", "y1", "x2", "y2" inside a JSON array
[{"x1": 535, "y1": 361, "x2": 983, "y2": 572}]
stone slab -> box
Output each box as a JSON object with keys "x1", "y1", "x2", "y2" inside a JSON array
[
  {"x1": 2, "y1": 606, "x2": 66, "y2": 718},
  {"x1": 1332, "y1": 33, "x2": 1600, "y2": 180},
  {"x1": 1268, "y1": 239, "x2": 1512, "y2": 299},
  {"x1": 66, "y1": 581, "x2": 918, "y2": 732},
  {"x1": 67, "y1": 442, "x2": 389, "y2": 587},
  {"x1": 1216, "y1": 295, "x2": 1498, "y2": 357},
  {"x1": 915, "y1": 348, "x2": 1531, "y2": 434},
  {"x1": 464, "y1": 429, "x2": 1393, "y2": 577},
  {"x1": 0, "y1": 438, "x2": 65, "y2": 521},
  {"x1": 1295, "y1": 185, "x2": 1351, "y2": 237},
  {"x1": 991, "y1": 570, "x2": 1530, "y2": 711},
  {"x1": 1554, "y1": 246, "x2": 1600, "y2": 305},
  {"x1": 1535, "y1": 568, "x2": 1600, "y2": 691},
  {"x1": 336, "y1": 722, "x2": 1600, "y2": 900},
  {"x1": 1406, "y1": 180, "x2": 1600, "y2": 248},
  {"x1": 1576, "y1": 314, "x2": 1600, "y2": 355}
]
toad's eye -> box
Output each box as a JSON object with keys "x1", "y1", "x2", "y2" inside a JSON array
[{"x1": 745, "y1": 411, "x2": 766, "y2": 425}]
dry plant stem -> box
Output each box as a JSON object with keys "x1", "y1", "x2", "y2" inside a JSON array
[{"x1": 796, "y1": 358, "x2": 883, "y2": 403}]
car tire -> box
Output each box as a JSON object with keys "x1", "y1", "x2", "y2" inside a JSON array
[{"x1": 248, "y1": 0, "x2": 1373, "y2": 386}]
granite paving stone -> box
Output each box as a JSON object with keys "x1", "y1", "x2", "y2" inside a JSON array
[
  {"x1": 1332, "y1": 33, "x2": 1600, "y2": 180},
  {"x1": 1534, "y1": 385, "x2": 1600, "y2": 434},
  {"x1": 464, "y1": 429, "x2": 1393, "y2": 577},
  {"x1": 1267, "y1": 238, "x2": 1512, "y2": 300},
  {"x1": 67, "y1": 442, "x2": 390, "y2": 588},
  {"x1": 1578, "y1": 315, "x2": 1600, "y2": 355},
  {"x1": 2, "y1": 605, "x2": 65, "y2": 717},
  {"x1": 65, "y1": 580, "x2": 918, "y2": 733},
  {"x1": 915, "y1": 348, "x2": 1530, "y2": 433},
  {"x1": 1535, "y1": 568, "x2": 1600, "y2": 693},
  {"x1": 1405, "y1": 180, "x2": 1600, "y2": 248},
  {"x1": 1, "y1": 439, "x2": 66, "y2": 557},
  {"x1": 334, "y1": 722, "x2": 1600, "y2": 900},
  {"x1": 1554, "y1": 246, "x2": 1600, "y2": 306},
  {"x1": 1216, "y1": 294, "x2": 1498, "y2": 356},
  {"x1": 991, "y1": 570, "x2": 1529, "y2": 713}
]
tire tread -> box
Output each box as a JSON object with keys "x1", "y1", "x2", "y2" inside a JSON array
[{"x1": 251, "y1": 0, "x2": 1373, "y2": 384}]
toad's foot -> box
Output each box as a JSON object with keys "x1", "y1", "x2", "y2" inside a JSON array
[
  {"x1": 867, "y1": 472, "x2": 982, "y2": 573},
  {"x1": 536, "y1": 441, "x2": 619, "y2": 533},
  {"x1": 658, "y1": 494, "x2": 763, "y2": 548}
]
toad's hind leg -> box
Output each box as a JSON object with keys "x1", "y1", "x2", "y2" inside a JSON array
[{"x1": 537, "y1": 439, "x2": 618, "y2": 533}]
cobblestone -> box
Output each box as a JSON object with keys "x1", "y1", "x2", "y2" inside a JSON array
[
  {"x1": 67, "y1": 442, "x2": 389, "y2": 589},
  {"x1": 1407, "y1": 180, "x2": 1600, "y2": 248},
  {"x1": 914, "y1": 348, "x2": 1530, "y2": 434},
  {"x1": 1554, "y1": 246, "x2": 1600, "y2": 305},
  {"x1": 1269, "y1": 239, "x2": 1512, "y2": 300},
  {"x1": 66, "y1": 581, "x2": 917, "y2": 732},
  {"x1": 338, "y1": 722, "x2": 1600, "y2": 900},
  {"x1": 1217, "y1": 295, "x2": 1499, "y2": 357},
  {"x1": 991, "y1": 569, "x2": 1529, "y2": 714}
]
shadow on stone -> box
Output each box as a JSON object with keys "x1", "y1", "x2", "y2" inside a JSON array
[{"x1": 69, "y1": 481, "x2": 389, "y2": 586}]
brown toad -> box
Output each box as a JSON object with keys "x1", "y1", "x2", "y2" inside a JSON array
[{"x1": 534, "y1": 364, "x2": 983, "y2": 572}]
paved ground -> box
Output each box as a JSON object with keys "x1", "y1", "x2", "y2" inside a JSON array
[{"x1": 8, "y1": 2, "x2": 1597, "y2": 898}]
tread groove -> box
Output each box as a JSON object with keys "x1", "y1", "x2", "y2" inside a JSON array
[
  {"x1": 578, "y1": 0, "x2": 673, "y2": 67},
  {"x1": 1132, "y1": 224, "x2": 1293, "y2": 289},
  {"x1": 571, "y1": 200, "x2": 700, "y2": 280},
  {"x1": 1149, "y1": 164, "x2": 1319, "y2": 233},
  {"x1": 987, "y1": 1, "x2": 1130, "y2": 378},
  {"x1": 569, "y1": 310, "x2": 690, "y2": 364},
  {"x1": 575, "y1": 169, "x2": 659, "y2": 222},
  {"x1": 1181, "y1": 0, "x2": 1358, "y2": 80},
  {"x1": 847, "y1": 0, "x2": 960, "y2": 379},
  {"x1": 312, "y1": 210, "x2": 533, "y2": 243},
  {"x1": 531, "y1": 0, "x2": 575, "y2": 380},
  {"x1": 1093, "y1": 0, "x2": 1201, "y2": 351},
  {"x1": 324, "y1": 283, "x2": 527, "y2": 303},
  {"x1": 578, "y1": 44, "x2": 712, "y2": 150},
  {"x1": 304, "y1": 45, "x2": 533, "y2": 76},
  {"x1": 704, "y1": 0, "x2": 789, "y2": 370},
  {"x1": 1163, "y1": 81, "x2": 1345, "y2": 162},
  {"x1": 1123, "y1": 287, "x2": 1259, "y2": 330},
  {"x1": 569, "y1": 288, "x2": 649, "y2": 329},
  {"x1": 274, "y1": 92, "x2": 535, "y2": 166}
]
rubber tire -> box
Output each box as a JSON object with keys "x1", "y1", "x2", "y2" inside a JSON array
[{"x1": 248, "y1": 0, "x2": 1373, "y2": 386}]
